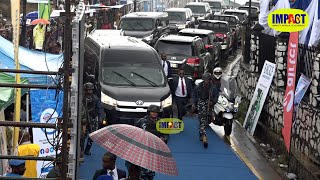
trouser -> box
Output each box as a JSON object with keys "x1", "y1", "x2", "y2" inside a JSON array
[
  {"x1": 197, "y1": 99, "x2": 209, "y2": 136},
  {"x1": 85, "y1": 116, "x2": 99, "y2": 151},
  {"x1": 175, "y1": 97, "x2": 188, "y2": 120}
]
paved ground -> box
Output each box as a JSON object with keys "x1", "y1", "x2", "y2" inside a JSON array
[{"x1": 79, "y1": 52, "x2": 283, "y2": 180}]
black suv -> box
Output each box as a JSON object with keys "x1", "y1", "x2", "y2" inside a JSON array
[
  {"x1": 198, "y1": 20, "x2": 234, "y2": 57},
  {"x1": 178, "y1": 28, "x2": 221, "y2": 69},
  {"x1": 185, "y1": 2, "x2": 212, "y2": 24},
  {"x1": 211, "y1": 14, "x2": 241, "y2": 47},
  {"x1": 154, "y1": 35, "x2": 212, "y2": 81}
]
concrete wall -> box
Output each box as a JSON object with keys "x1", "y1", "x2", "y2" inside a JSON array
[{"x1": 237, "y1": 26, "x2": 320, "y2": 179}]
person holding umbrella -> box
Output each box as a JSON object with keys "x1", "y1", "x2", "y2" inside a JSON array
[
  {"x1": 135, "y1": 105, "x2": 168, "y2": 180},
  {"x1": 120, "y1": 161, "x2": 142, "y2": 180}
]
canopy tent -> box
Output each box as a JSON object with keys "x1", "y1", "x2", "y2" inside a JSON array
[
  {"x1": 0, "y1": 36, "x2": 63, "y2": 84},
  {"x1": 0, "y1": 73, "x2": 29, "y2": 110}
]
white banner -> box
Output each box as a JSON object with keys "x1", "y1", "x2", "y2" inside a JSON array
[
  {"x1": 243, "y1": 61, "x2": 276, "y2": 135},
  {"x1": 27, "y1": 0, "x2": 48, "y2": 3}
]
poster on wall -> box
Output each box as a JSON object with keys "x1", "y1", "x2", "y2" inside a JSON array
[
  {"x1": 30, "y1": 89, "x2": 63, "y2": 178},
  {"x1": 243, "y1": 60, "x2": 276, "y2": 135}
]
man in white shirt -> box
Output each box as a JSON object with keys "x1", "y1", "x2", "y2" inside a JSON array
[
  {"x1": 170, "y1": 68, "x2": 193, "y2": 120},
  {"x1": 160, "y1": 53, "x2": 172, "y2": 78},
  {"x1": 92, "y1": 152, "x2": 126, "y2": 180}
]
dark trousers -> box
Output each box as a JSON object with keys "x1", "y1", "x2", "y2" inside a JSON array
[{"x1": 175, "y1": 96, "x2": 188, "y2": 120}]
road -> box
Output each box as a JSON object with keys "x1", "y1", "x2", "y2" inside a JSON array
[{"x1": 78, "y1": 52, "x2": 262, "y2": 180}]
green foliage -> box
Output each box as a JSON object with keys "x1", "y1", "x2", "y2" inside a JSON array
[{"x1": 235, "y1": 98, "x2": 250, "y2": 125}]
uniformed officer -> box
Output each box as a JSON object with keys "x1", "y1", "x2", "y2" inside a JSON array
[
  {"x1": 81, "y1": 82, "x2": 104, "y2": 156},
  {"x1": 192, "y1": 73, "x2": 219, "y2": 148},
  {"x1": 135, "y1": 105, "x2": 167, "y2": 180}
]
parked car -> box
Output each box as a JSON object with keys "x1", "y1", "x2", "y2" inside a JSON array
[
  {"x1": 184, "y1": 2, "x2": 212, "y2": 24},
  {"x1": 211, "y1": 14, "x2": 241, "y2": 47},
  {"x1": 165, "y1": 8, "x2": 196, "y2": 34},
  {"x1": 238, "y1": 6, "x2": 259, "y2": 21},
  {"x1": 203, "y1": 0, "x2": 225, "y2": 14},
  {"x1": 154, "y1": 35, "x2": 212, "y2": 81},
  {"x1": 198, "y1": 20, "x2": 234, "y2": 57},
  {"x1": 223, "y1": 9, "x2": 248, "y2": 23},
  {"x1": 119, "y1": 12, "x2": 170, "y2": 46},
  {"x1": 84, "y1": 34, "x2": 173, "y2": 125},
  {"x1": 178, "y1": 28, "x2": 221, "y2": 68}
]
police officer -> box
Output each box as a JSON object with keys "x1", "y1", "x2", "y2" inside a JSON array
[
  {"x1": 192, "y1": 73, "x2": 219, "y2": 148},
  {"x1": 81, "y1": 82, "x2": 104, "y2": 156},
  {"x1": 212, "y1": 67, "x2": 223, "y2": 90},
  {"x1": 135, "y1": 105, "x2": 167, "y2": 180}
]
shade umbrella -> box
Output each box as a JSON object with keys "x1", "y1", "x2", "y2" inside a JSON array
[
  {"x1": 89, "y1": 124, "x2": 178, "y2": 176},
  {"x1": 31, "y1": 18, "x2": 50, "y2": 25}
]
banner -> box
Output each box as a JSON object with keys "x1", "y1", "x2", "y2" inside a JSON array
[
  {"x1": 39, "y1": 2, "x2": 51, "y2": 20},
  {"x1": 243, "y1": 61, "x2": 276, "y2": 135},
  {"x1": 282, "y1": 32, "x2": 299, "y2": 152},
  {"x1": 30, "y1": 89, "x2": 63, "y2": 178},
  {"x1": 292, "y1": 74, "x2": 312, "y2": 126}
]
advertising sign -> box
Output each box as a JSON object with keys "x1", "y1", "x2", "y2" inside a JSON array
[
  {"x1": 243, "y1": 61, "x2": 276, "y2": 135},
  {"x1": 268, "y1": 8, "x2": 309, "y2": 32},
  {"x1": 282, "y1": 32, "x2": 299, "y2": 152},
  {"x1": 156, "y1": 118, "x2": 184, "y2": 134},
  {"x1": 30, "y1": 89, "x2": 63, "y2": 177}
]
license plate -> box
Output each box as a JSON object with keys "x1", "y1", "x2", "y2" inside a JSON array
[{"x1": 171, "y1": 63, "x2": 178, "y2": 68}]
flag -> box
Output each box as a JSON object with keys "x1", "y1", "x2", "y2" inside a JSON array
[
  {"x1": 282, "y1": 32, "x2": 299, "y2": 152},
  {"x1": 39, "y1": 1, "x2": 51, "y2": 20}
]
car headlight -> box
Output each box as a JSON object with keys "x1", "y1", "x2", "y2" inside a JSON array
[
  {"x1": 143, "y1": 34, "x2": 153, "y2": 42},
  {"x1": 101, "y1": 92, "x2": 117, "y2": 107},
  {"x1": 177, "y1": 24, "x2": 186, "y2": 29},
  {"x1": 225, "y1": 108, "x2": 230, "y2": 112},
  {"x1": 161, "y1": 94, "x2": 172, "y2": 108}
]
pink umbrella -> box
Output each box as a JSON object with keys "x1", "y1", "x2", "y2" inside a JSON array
[{"x1": 89, "y1": 124, "x2": 178, "y2": 176}]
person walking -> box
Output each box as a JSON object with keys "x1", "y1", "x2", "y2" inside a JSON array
[
  {"x1": 160, "y1": 53, "x2": 172, "y2": 78},
  {"x1": 81, "y1": 82, "x2": 104, "y2": 156},
  {"x1": 17, "y1": 130, "x2": 40, "y2": 178},
  {"x1": 170, "y1": 68, "x2": 193, "y2": 121},
  {"x1": 192, "y1": 73, "x2": 219, "y2": 148},
  {"x1": 92, "y1": 152, "x2": 126, "y2": 180}
]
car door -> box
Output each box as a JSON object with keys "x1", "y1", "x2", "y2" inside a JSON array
[
  {"x1": 209, "y1": 33, "x2": 220, "y2": 62},
  {"x1": 197, "y1": 39, "x2": 211, "y2": 71}
]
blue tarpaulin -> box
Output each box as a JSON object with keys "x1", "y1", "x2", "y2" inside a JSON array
[{"x1": 0, "y1": 36, "x2": 63, "y2": 84}]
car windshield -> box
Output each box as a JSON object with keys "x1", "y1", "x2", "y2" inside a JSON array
[
  {"x1": 212, "y1": 16, "x2": 237, "y2": 25},
  {"x1": 102, "y1": 63, "x2": 165, "y2": 87},
  {"x1": 206, "y1": 2, "x2": 221, "y2": 9},
  {"x1": 155, "y1": 40, "x2": 193, "y2": 57},
  {"x1": 198, "y1": 22, "x2": 228, "y2": 32},
  {"x1": 238, "y1": 7, "x2": 258, "y2": 14},
  {"x1": 168, "y1": 12, "x2": 186, "y2": 21},
  {"x1": 179, "y1": 33, "x2": 210, "y2": 45},
  {"x1": 119, "y1": 18, "x2": 154, "y2": 31},
  {"x1": 245, "y1": 2, "x2": 260, "y2": 7},
  {"x1": 185, "y1": 5, "x2": 206, "y2": 14},
  {"x1": 224, "y1": 12, "x2": 246, "y2": 21}
]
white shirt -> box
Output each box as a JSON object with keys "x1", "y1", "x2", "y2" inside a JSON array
[
  {"x1": 175, "y1": 77, "x2": 187, "y2": 97},
  {"x1": 107, "y1": 166, "x2": 118, "y2": 180},
  {"x1": 162, "y1": 60, "x2": 168, "y2": 76}
]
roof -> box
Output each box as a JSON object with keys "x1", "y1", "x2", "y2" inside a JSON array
[
  {"x1": 224, "y1": 9, "x2": 248, "y2": 14},
  {"x1": 200, "y1": 20, "x2": 229, "y2": 24},
  {"x1": 90, "y1": 29, "x2": 125, "y2": 36},
  {"x1": 87, "y1": 34, "x2": 151, "y2": 50},
  {"x1": 179, "y1": 28, "x2": 213, "y2": 35},
  {"x1": 159, "y1": 35, "x2": 199, "y2": 43},
  {"x1": 165, "y1": 8, "x2": 190, "y2": 12},
  {"x1": 185, "y1": 2, "x2": 209, "y2": 6},
  {"x1": 122, "y1": 12, "x2": 168, "y2": 18},
  {"x1": 204, "y1": 0, "x2": 223, "y2": 2},
  {"x1": 238, "y1": 6, "x2": 259, "y2": 9}
]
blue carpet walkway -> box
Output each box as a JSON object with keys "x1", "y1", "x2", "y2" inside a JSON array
[{"x1": 79, "y1": 117, "x2": 257, "y2": 180}]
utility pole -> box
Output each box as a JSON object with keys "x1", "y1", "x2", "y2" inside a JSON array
[
  {"x1": 134, "y1": 0, "x2": 137, "y2": 12},
  {"x1": 61, "y1": 0, "x2": 72, "y2": 178},
  {"x1": 244, "y1": 0, "x2": 252, "y2": 63},
  {"x1": 21, "y1": 0, "x2": 27, "y2": 47}
]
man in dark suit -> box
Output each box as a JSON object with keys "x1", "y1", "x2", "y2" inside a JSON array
[
  {"x1": 160, "y1": 53, "x2": 172, "y2": 78},
  {"x1": 92, "y1": 152, "x2": 126, "y2": 180},
  {"x1": 171, "y1": 68, "x2": 193, "y2": 121}
]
